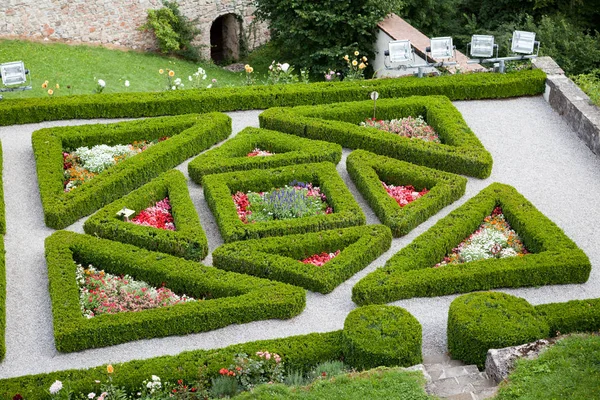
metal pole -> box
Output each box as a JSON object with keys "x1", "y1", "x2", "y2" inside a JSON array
[
  {"x1": 499, "y1": 59, "x2": 505, "y2": 74},
  {"x1": 417, "y1": 66, "x2": 424, "y2": 78}
]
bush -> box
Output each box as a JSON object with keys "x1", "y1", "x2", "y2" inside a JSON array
[
  {"x1": 259, "y1": 96, "x2": 493, "y2": 178},
  {"x1": 536, "y1": 298, "x2": 600, "y2": 337},
  {"x1": 447, "y1": 292, "x2": 550, "y2": 368},
  {"x1": 573, "y1": 70, "x2": 600, "y2": 106},
  {"x1": 0, "y1": 69, "x2": 546, "y2": 126},
  {"x1": 212, "y1": 225, "x2": 392, "y2": 293},
  {"x1": 352, "y1": 183, "x2": 591, "y2": 304},
  {"x1": 202, "y1": 162, "x2": 366, "y2": 243},
  {"x1": 346, "y1": 150, "x2": 467, "y2": 236},
  {"x1": 33, "y1": 113, "x2": 231, "y2": 229},
  {"x1": 45, "y1": 231, "x2": 305, "y2": 352},
  {"x1": 188, "y1": 127, "x2": 342, "y2": 182},
  {"x1": 83, "y1": 170, "x2": 208, "y2": 261},
  {"x1": 343, "y1": 305, "x2": 422, "y2": 370}
]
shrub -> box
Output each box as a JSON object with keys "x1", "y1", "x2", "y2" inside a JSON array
[
  {"x1": 573, "y1": 70, "x2": 600, "y2": 106},
  {"x1": 536, "y1": 298, "x2": 600, "y2": 337},
  {"x1": 346, "y1": 150, "x2": 467, "y2": 236}
]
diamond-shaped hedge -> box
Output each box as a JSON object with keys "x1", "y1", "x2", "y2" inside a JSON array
[
  {"x1": 202, "y1": 162, "x2": 366, "y2": 242},
  {"x1": 212, "y1": 225, "x2": 392, "y2": 293},
  {"x1": 46, "y1": 231, "x2": 306, "y2": 352},
  {"x1": 347, "y1": 150, "x2": 467, "y2": 237},
  {"x1": 33, "y1": 113, "x2": 231, "y2": 229},
  {"x1": 259, "y1": 95, "x2": 493, "y2": 178},
  {"x1": 352, "y1": 183, "x2": 591, "y2": 304},
  {"x1": 83, "y1": 170, "x2": 207, "y2": 261},
  {"x1": 188, "y1": 127, "x2": 342, "y2": 182}
]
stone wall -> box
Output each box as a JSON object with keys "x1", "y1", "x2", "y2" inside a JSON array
[{"x1": 0, "y1": 0, "x2": 269, "y2": 59}]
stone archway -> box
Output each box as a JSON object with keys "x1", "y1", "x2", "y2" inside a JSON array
[{"x1": 210, "y1": 13, "x2": 242, "y2": 63}]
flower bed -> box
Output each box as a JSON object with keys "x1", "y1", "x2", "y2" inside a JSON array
[
  {"x1": 360, "y1": 116, "x2": 440, "y2": 143},
  {"x1": 302, "y1": 250, "x2": 341, "y2": 267},
  {"x1": 131, "y1": 197, "x2": 175, "y2": 231},
  {"x1": 382, "y1": 182, "x2": 428, "y2": 207},
  {"x1": 247, "y1": 148, "x2": 274, "y2": 157}
]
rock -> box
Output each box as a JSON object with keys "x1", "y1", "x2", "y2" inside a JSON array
[{"x1": 485, "y1": 338, "x2": 558, "y2": 383}]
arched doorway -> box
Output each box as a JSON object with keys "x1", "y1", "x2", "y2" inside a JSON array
[{"x1": 210, "y1": 14, "x2": 241, "y2": 64}]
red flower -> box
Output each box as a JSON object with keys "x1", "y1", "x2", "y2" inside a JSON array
[
  {"x1": 321, "y1": 372, "x2": 327, "y2": 377},
  {"x1": 219, "y1": 368, "x2": 229, "y2": 375}
]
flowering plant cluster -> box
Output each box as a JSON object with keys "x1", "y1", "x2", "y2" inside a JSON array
[
  {"x1": 360, "y1": 116, "x2": 441, "y2": 143},
  {"x1": 63, "y1": 138, "x2": 167, "y2": 192},
  {"x1": 232, "y1": 181, "x2": 333, "y2": 224},
  {"x1": 187, "y1": 66, "x2": 217, "y2": 89},
  {"x1": 266, "y1": 61, "x2": 299, "y2": 85},
  {"x1": 301, "y1": 250, "x2": 341, "y2": 267},
  {"x1": 247, "y1": 147, "x2": 274, "y2": 157},
  {"x1": 131, "y1": 197, "x2": 175, "y2": 231},
  {"x1": 159, "y1": 68, "x2": 185, "y2": 90},
  {"x1": 343, "y1": 50, "x2": 368, "y2": 81},
  {"x1": 94, "y1": 78, "x2": 106, "y2": 94},
  {"x1": 41, "y1": 80, "x2": 60, "y2": 96},
  {"x1": 244, "y1": 64, "x2": 256, "y2": 85},
  {"x1": 76, "y1": 264, "x2": 195, "y2": 318},
  {"x1": 219, "y1": 351, "x2": 284, "y2": 391},
  {"x1": 435, "y1": 206, "x2": 529, "y2": 267},
  {"x1": 382, "y1": 182, "x2": 429, "y2": 207},
  {"x1": 324, "y1": 70, "x2": 341, "y2": 82}
]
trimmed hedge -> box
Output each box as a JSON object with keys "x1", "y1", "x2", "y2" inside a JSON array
[
  {"x1": 536, "y1": 298, "x2": 600, "y2": 337},
  {"x1": 346, "y1": 150, "x2": 467, "y2": 237},
  {"x1": 352, "y1": 183, "x2": 591, "y2": 304},
  {"x1": 202, "y1": 162, "x2": 366, "y2": 242},
  {"x1": 259, "y1": 96, "x2": 493, "y2": 178},
  {"x1": 0, "y1": 70, "x2": 545, "y2": 126},
  {"x1": 33, "y1": 112, "x2": 231, "y2": 229},
  {"x1": 343, "y1": 305, "x2": 422, "y2": 370},
  {"x1": 45, "y1": 231, "x2": 305, "y2": 352},
  {"x1": 212, "y1": 225, "x2": 392, "y2": 293},
  {"x1": 83, "y1": 170, "x2": 208, "y2": 261},
  {"x1": 188, "y1": 127, "x2": 342, "y2": 182}
]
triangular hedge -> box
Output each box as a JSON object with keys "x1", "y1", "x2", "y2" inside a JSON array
[
  {"x1": 83, "y1": 170, "x2": 208, "y2": 261},
  {"x1": 352, "y1": 183, "x2": 591, "y2": 304},
  {"x1": 212, "y1": 225, "x2": 392, "y2": 293}
]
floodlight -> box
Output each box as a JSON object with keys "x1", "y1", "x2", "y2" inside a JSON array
[
  {"x1": 0, "y1": 61, "x2": 27, "y2": 86},
  {"x1": 388, "y1": 40, "x2": 413, "y2": 63},
  {"x1": 469, "y1": 35, "x2": 496, "y2": 58},
  {"x1": 511, "y1": 31, "x2": 536, "y2": 54},
  {"x1": 429, "y1": 37, "x2": 454, "y2": 59}
]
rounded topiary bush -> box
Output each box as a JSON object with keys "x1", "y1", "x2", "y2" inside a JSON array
[
  {"x1": 343, "y1": 305, "x2": 422, "y2": 370},
  {"x1": 448, "y1": 292, "x2": 550, "y2": 368}
]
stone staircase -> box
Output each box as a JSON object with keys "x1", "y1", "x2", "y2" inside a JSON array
[{"x1": 422, "y1": 354, "x2": 498, "y2": 399}]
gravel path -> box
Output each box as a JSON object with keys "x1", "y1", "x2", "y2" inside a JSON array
[{"x1": 0, "y1": 97, "x2": 598, "y2": 379}]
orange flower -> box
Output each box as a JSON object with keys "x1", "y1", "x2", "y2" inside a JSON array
[
  {"x1": 107, "y1": 364, "x2": 114, "y2": 374},
  {"x1": 41, "y1": 82, "x2": 48, "y2": 88},
  {"x1": 168, "y1": 70, "x2": 175, "y2": 77}
]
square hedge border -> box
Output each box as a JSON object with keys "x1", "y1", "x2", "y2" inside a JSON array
[
  {"x1": 352, "y1": 183, "x2": 591, "y2": 305},
  {"x1": 202, "y1": 162, "x2": 366, "y2": 242},
  {"x1": 83, "y1": 169, "x2": 208, "y2": 261},
  {"x1": 46, "y1": 231, "x2": 305, "y2": 352},
  {"x1": 347, "y1": 150, "x2": 467, "y2": 237},
  {"x1": 188, "y1": 127, "x2": 343, "y2": 182},
  {"x1": 33, "y1": 113, "x2": 231, "y2": 229},
  {"x1": 259, "y1": 95, "x2": 493, "y2": 178},
  {"x1": 212, "y1": 225, "x2": 392, "y2": 293}
]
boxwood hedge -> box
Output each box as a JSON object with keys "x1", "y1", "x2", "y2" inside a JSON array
[
  {"x1": 212, "y1": 225, "x2": 392, "y2": 293},
  {"x1": 33, "y1": 113, "x2": 231, "y2": 229},
  {"x1": 259, "y1": 96, "x2": 493, "y2": 178},
  {"x1": 188, "y1": 127, "x2": 342, "y2": 182},
  {"x1": 202, "y1": 162, "x2": 366, "y2": 242},
  {"x1": 83, "y1": 170, "x2": 208, "y2": 261},
  {"x1": 536, "y1": 298, "x2": 600, "y2": 338},
  {"x1": 0, "y1": 70, "x2": 545, "y2": 126},
  {"x1": 346, "y1": 150, "x2": 467, "y2": 237},
  {"x1": 352, "y1": 183, "x2": 591, "y2": 304},
  {"x1": 46, "y1": 231, "x2": 305, "y2": 352}
]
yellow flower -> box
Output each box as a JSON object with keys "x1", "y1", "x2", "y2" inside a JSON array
[
  {"x1": 56, "y1": 83, "x2": 60, "y2": 89},
  {"x1": 41, "y1": 82, "x2": 48, "y2": 88},
  {"x1": 343, "y1": 55, "x2": 349, "y2": 61},
  {"x1": 44, "y1": 80, "x2": 49, "y2": 84},
  {"x1": 244, "y1": 64, "x2": 253, "y2": 73},
  {"x1": 362, "y1": 56, "x2": 367, "y2": 62},
  {"x1": 159, "y1": 69, "x2": 164, "y2": 74},
  {"x1": 47, "y1": 89, "x2": 54, "y2": 95},
  {"x1": 354, "y1": 51, "x2": 359, "y2": 56},
  {"x1": 168, "y1": 70, "x2": 175, "y2": 77},
  {"x1": 358, "y1": 62, "x2": 366, "y2": 70},
  {"x1": 107, "y1": 364, "x2": 114, "y2": 374},
  {"x1": 352, "y1": 60, "x2": 358, "y2": 66}
]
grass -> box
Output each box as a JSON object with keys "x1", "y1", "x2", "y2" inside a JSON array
[
  {"x1": 573, "y1": 70, "x2": 600, "y2": 106},
  {"x1": 496, "y1": 334, "x2": 600, "y2": 400},
  {"x1": 0, "y1": 39, "x2": 244, "y2": 99}
]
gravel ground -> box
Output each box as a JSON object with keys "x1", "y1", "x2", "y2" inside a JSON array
[{"x1": 0, "y1": 97, "x2": 598, "y2": 379}]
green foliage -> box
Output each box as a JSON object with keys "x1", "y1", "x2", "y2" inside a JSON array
[
  {"x1": 352, "y1": 183, "x2": 591, "y2": 305},
  {"x1": 83, "y1": 170, "x2": 208, "y2": 261},
  {"x1": 141, "y1": 1, "x2": 202, "y2": 61},
  {"x1": 33, "y1": 113, "x2": 231, "y2": 229},
  {"x1": 447, "y1": 292, "x2": 550, "y2": 368},
  {"x1": 260, "y1": 96, "x2": 494, "y2": 178},
  {"x1": 573, "y1": 70, "x2": 600, "y2": 106},
  {"x1": 536, "y1": 298, "x2": 600, "y2": 337},
  {"x1": 45, "y1": 231, "x2": 305, "y2": 352},
  {"x1": 202, "y1": 162, "x2": 366, "y2": 243},
  {"x1": 343, "y1": 305, "x2": 422, "y2": 370},
  {"x1": 212, "y1": 225, "x2": 392, "y2": 293},
  {"x1": 346, "y1": 150, "x2": 467, "y2": 236},
  {"x1": 211, "y1": 376, "x2": 241, "y2": 398}
]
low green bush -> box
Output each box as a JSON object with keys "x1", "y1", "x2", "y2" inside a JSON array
[
  {"x1": 33, "y1": 113, "x2": 231, "y2": 229},
  {"x1": 447, "y1": 292, "x2": 550, "y2": 368},
  {"x1": 0, "y1": 70, "x2": 546, "y2": 126},
  {"x1": 188, "y1": 127, "x2": 342, "y2": 182},
  {"x1": 346, "y1": 150, "x2": 467, "y2": 236},
  {"x1": 45, "y1": 231, "x2": 305, "y2": 352},
  {"x1": 202, "y1": 162, "x2": 366, "y2": 242},
  {"x1": 343, "y1": 305, "x2": 422, "y2": 370},
  {"x1": 536, "y1": 298, "x2": 600, "y2": 337},
  {"x1": 259, "y1": 95, "x2": 493, "y2": 178},
  {"x1": 83, "y1": 170, "x2": 208, "y2": 261},
  {"x1": 352, "y1": 183, "x2": 591, "y2": 304},
  {"x1": 212, "y1": 225, "x2": 392, "y2": 293}
]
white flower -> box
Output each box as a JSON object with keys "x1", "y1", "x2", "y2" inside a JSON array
[
  {"x1": 198, "y1": 67, "x2": 205, "y2": 75},
  {"x1": 281, "y1": 63, "x2": 290, "y2": 72},
  {"x1": 124, "y1": 80, "x2": 130, "y2": 87},
  {"x1": 202, "y1": 74, "x2": 207, "y2": 80},
  {"x1": 49, "y1": 380, "x2": 63, "y2": 394},
  {"x1": 172, "y1": 86, "x2": 176, "y2": 90},
  {"x1": 188, "y1": 75, "x2": 192, "y2": 81},
  {"x1": 97, "y1": 79, "x2": 105, "y2": 88},
  {"x1": 88, "y1": 393, "x2": 96, "y2": 399},
  {"x1": 174, "y1": 78, "x2": 182, "y2": 85},
  {"x1": 152, "y1": 375, "x2": 160, "y2": 381},
  {"x1": 206, "y1": 84, "x2": 212, "y2": 89}
]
